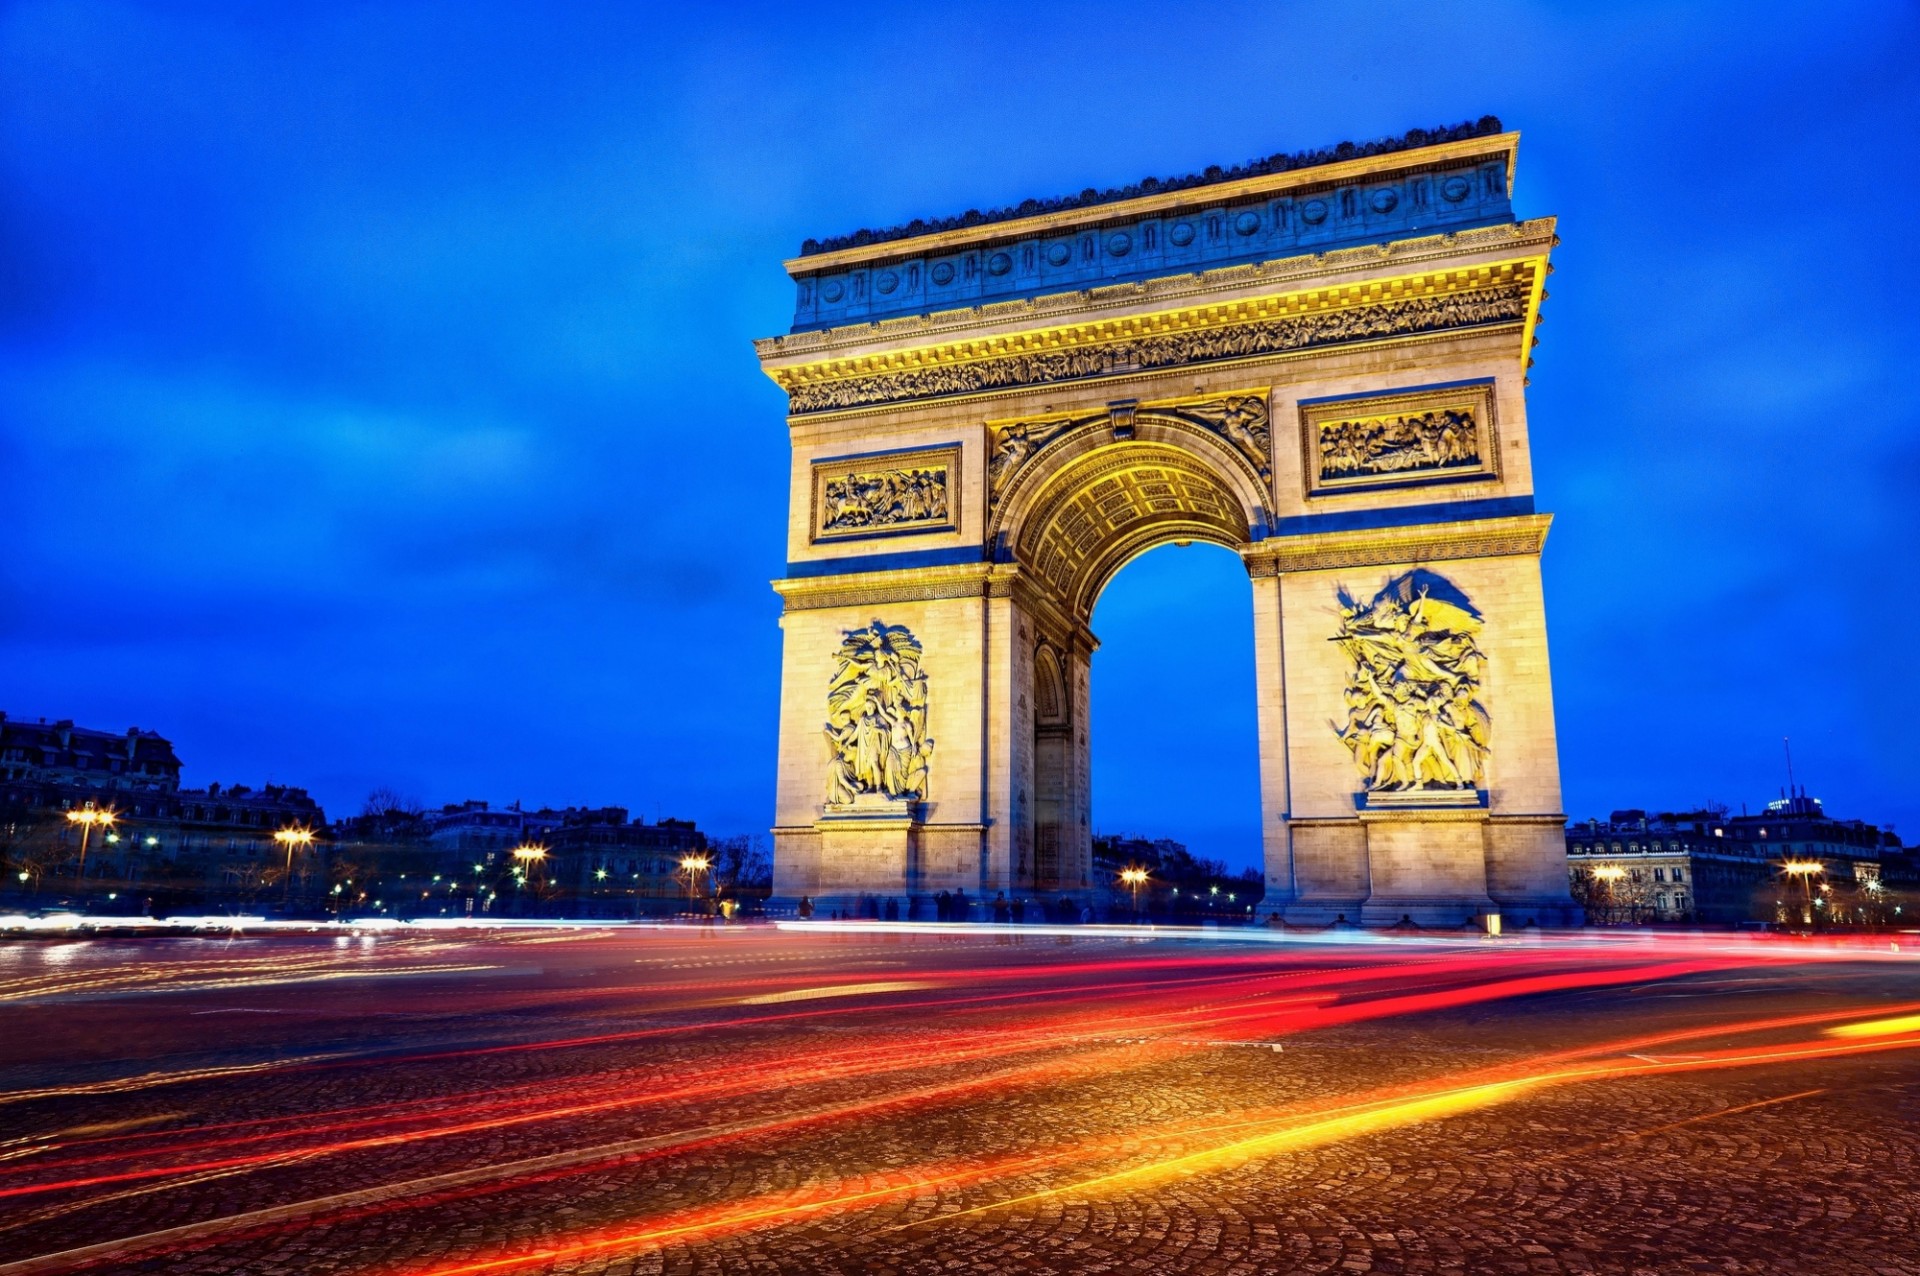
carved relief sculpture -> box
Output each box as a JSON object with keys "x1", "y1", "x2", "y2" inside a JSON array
[
  {"x1": 824, "y1": 620, "x2": 934, "y2": 805},
  {"x1": 1159, "y1": 394, "x2": 1272, "y2": 480},
  {"x1": 1301, "y1": 382, "x2": 1496, "y2": 495},
  {"x1": 1331, "y1": 573, "x2": 1489, "y2": 795},
  {"x1": 1321, "y1": 407, "x2": 1478, "y2": 477},
  {"x1": 811, "y1": 447, "x2": 958, "y2": 542},
  {"x1": 987, "y1": 413, "x2": 1099, "y2": 500}
]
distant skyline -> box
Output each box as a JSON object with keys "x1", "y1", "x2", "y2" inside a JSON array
[{"x1": 4, "y1": 2, "x2": 1916, "y2": 870}]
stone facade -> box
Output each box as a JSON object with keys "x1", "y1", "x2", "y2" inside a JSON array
[{"x1": 760, "y1": 127, "x2": 1579, "y2": 927}]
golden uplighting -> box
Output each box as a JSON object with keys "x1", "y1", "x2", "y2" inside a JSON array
[{"x1": 511, "y1": 845, "x2": 549, "y2": 862}]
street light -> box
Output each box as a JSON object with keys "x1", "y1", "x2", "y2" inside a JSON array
[
  {"x1": 1119, "y1": 867, "x2": 1147, "y2": 919},
  {"x1": 1590, "y1": 864, "x2": 1626, "y2": 922},
  {"x1": 679, "y1": 853, "x2": 711, "y2": 911},
  {"x1": 65, "y1": 805, "x2": 116, "y2": 879},
  {"x1": 511, "y1": 845, "x2": 549, "y2": 909},
  {"x1": 273, "y1": 826, "x2": 315, "y2": 904},
  {"x1": 1782, "y1": 859, "x2": 1823, "y2": 925}
]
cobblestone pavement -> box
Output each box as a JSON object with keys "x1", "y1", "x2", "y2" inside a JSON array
[{"x1": 0, "y1": 926, "x2": 1917, "y2": 1274}]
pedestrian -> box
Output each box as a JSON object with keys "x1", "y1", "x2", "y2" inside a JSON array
[
  {"x1": 936, "y1": 889, "x2": 951, "y2": 923},
  {"x1": 797, "y1": 895, "x2": 814, "y2": 921},
  {"x1": 885, "y1": 896, "x2": 899, "y2": 921},
  {"x1": 993, "y1": 892, "x2": 1010, "y2": 924},
  {"x1": 951, "y1": 888, "x2": 968, "y2": 924},
  {"x1": 1011, "y1": 897, "x2": 1026, "y2": 925}
]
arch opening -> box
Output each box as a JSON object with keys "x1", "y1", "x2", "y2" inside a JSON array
[
  {"x1": 1003, "y1": 431, "x2": 1265, "y2": 901},
  {"x1": 1089, "y1": 542, "x2": 1263, "y2": 884},
  {"x1": 1005, "y1": 433, "x2": 1261, "y2": 624}
]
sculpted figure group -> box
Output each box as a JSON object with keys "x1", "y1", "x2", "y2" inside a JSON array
[
  {"x1": 822, "y1": 466, "x2": 949, "y2": 532},
  {"x1": 1332, "y1": 577, "x2": 1491, "y2": 793},
  {"x1": 1320, "y1": 407, "x2": 1479, "y2": 479},
  {"x1": 824, "y1": 620, "x2": 934, "y2": 804}
]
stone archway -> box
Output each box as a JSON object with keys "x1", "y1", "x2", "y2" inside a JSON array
[
  {"x1": 761, "y1": 126, "x2": 1582, "y2": 928},
  {"x1": 982, "y1": 406, "x2": 1271, "y2": 898}
]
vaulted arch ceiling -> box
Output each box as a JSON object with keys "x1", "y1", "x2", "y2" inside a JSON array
[{"x1": 1015, "y1": 443, "x2": 1254, "y2": 619}]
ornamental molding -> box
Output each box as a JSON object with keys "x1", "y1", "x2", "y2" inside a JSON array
[
  {"x1": 756, "y1": 220, "x2": 1555, "y2": 364},
  {"x1": 778, "y1": 274, "x2": 1531, "y2": 416},
  {"x1": 793, "y1": 121, "x2": 1510, "y2": 263},
  {"x1": 773, "y1": 563, "x2": 1084, "y2": 644},
  {"x1": 1241, "y1": 513, "x2": 1551, "y2": 576},
  {"x1": 775, "y1": 564, "x2": 991, "y2": 613}
]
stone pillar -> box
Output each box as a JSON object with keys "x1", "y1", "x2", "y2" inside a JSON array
[{"x1": 1248, "y1": 567, "x2": 1295, "y2": 912}]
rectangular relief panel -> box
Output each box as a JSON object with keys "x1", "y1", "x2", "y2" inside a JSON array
[
  {"x1": 1299, "y1": 379, "x2": 1498, "y2": 497},
  {"x1": 809, "y1": 444, "x2": 961, "y2": 543}
]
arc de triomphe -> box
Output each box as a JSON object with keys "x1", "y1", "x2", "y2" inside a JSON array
[{"x1": 756, "y1": 120, "x2": 1580, "y2": 927}]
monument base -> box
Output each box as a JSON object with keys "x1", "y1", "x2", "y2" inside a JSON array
[
  {"x1": 1358, "y1": 807, "x2": 1496, "y2": 927},
  {"x1": 812, "y1": 795, "x2": 918, "y2": 901}
]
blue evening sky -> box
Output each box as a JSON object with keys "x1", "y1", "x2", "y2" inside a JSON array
[{"x1": 3, "y1": 2, "x2": 1916, "y2": 868}]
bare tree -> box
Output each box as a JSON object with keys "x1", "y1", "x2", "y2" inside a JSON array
[
  {"x1": 363, "y1": 787, "x2": 424, "y2": 819},
  {"x1": 712, "y1": 835, "x2": 773, "y2": 897}
]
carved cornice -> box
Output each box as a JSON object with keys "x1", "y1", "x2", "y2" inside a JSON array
[
  {"x1": 793, "y1": 120, "x2": 1508, "y2": 261},
  {"x1": 1358, "y1": 807, "x2": 1491, "y2": 824},
  {"x1": 755, "y1": 221, "x2": 1555, "y2": 362},
  {"x1": 775, "y1": 564, "x2": 991, "y2": 613},
  {"x1": 1241, "y1": 513, "x2": 1552, "y2": 576},
  {"x1": 775, "y1": 266, "x2": 1534, "y2": 416}
]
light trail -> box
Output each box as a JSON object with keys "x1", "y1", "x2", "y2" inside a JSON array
[
  {"x1": 378, "y1": 1010, "x2": 1920, "y2": 1276},
  {"x1": 5, "y1": 930, "x2": 1915, "y2": 1276},
  {"x1": 0, "y1": 952, "x2": 1685, "y2": 1191}
]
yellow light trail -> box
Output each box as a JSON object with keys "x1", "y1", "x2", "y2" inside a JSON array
[
  {"x1": 385, "y1": 1010, "x2": 1920, "y2": 1276},
  {"x1": 1824, "y1": 1014, "x2": 1920, "y2": 1039},
  {"x1": 736, "y1": 980, "x2": 934, "y2": 1005}
]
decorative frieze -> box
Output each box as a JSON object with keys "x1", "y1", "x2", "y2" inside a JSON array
[
  {"x1": 785, "y1": 283, "x2": 1528, "y2": 415},
  {"x1": 810, "y1": 446, "x2": 959, "y2": 543},
  {"x1": 1301, "y1": 381, "x2": 1497, "y2": 496}
]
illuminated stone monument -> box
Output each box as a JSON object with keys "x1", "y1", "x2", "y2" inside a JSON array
[{"x1": 758, "y1": 118, "x2": 1579, "y2": 926}]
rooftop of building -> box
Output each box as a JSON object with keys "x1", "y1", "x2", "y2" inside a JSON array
[{"x1": 798, "y1": 117, "x2": 1506, "y2": 257}]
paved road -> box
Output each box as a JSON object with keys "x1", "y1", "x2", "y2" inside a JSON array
[{"x1": 0, "y1": 924, "x2": 1917, "y2": 1275}]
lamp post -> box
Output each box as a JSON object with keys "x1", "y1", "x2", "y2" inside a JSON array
[
  {"x1": 273, "y1": 826, "x2": 315, "y2": 905},
  {"x1": 65, "y1": 805, "x2": 116, "y2": 881},
  {"x1": 1119, "y1": 867, "x2": 1147, "y2": 921},
  {"x1": 1590, "y1": 864, "x2": 1626, "y2": 924},
  {"x1": 679, "y1": 854, "x2": 711, "y2": 914},
  {"x1": 511, "y1": 845, "x2": 548, "y2": 913},
  {"x1": 1782, "y1": 859, "x2": 1822, "y2": 926}
]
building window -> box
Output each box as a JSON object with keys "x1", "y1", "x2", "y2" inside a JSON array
[
  {"x1": 1672, "y1": 867, "x2": 1685, "y2": 882},
  {"x1": 1653, "y1": 867, "x2": 1665, "y2": 882}
]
